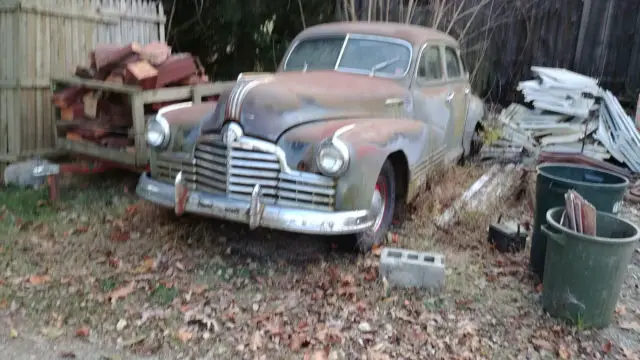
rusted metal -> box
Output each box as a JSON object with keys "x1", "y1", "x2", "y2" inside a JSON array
[{"x1": 138, "y1": 21, "x2": 485, "y2": 242}]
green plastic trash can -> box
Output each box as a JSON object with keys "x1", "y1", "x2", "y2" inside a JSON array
[
  {"x1": 541, "y1": 206, "x2": 639, "y2": 329},
  {"x1": 530, "y1": 163, "x2": 629, "y2": 281}
]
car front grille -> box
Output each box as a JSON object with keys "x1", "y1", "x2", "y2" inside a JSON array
[{"x1": 151, "y1": 134, "x2": 336, "y2": 211}]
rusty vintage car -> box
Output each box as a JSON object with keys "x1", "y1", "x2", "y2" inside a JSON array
[{"x1": 136, "y1": 21, "x2": 485, "y2": 251}]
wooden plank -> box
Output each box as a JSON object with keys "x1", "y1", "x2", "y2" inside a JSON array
[
  {"x1": 57, "y1": 137, "x2": 137, "y2": 165},
  {"x1": 2, "y1": 0, "x2": 165, "y2": 165},
  {"x1": 30, "y1": 4, "x2": 42, "y2": 153},
  {"x1": 0, "y1": 90, "x2": 8, "y2": 160},
  {"x1": 0, "y1": 0, "x2": 19, "y2": 12},
  {"x1": 130, "y1": 92, "x2": 147, "y2": 165},
  {"x1": 140, "y1": 81, "x2": 235, "y2": 104},
  {"x1": 157, "y1": 1, "x2": 165, "y2": 42},
  {"x1": 0, "y1": 147, "x2": 62, "y2": 161},
  {"x1": 52, "y1": 76, "x2": 141, "y2": 93},
  {"x1": 98, "y1": 6, "x2": 166, "y2": 24},
  {"x1": 11, "y1": 2, "x2": 22, "y2": 156},
  {"x1": 16, "y1": 3, "x2": 120, "y2": 23}
]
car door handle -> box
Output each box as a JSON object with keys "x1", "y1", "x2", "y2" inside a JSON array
[{"x1": 446, "y1": 92, "x2": 455, "y2": 103}]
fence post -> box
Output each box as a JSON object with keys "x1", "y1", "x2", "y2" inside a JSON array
[{"x1": 573, "y1": 0, "x2": 592, "y2": 70}]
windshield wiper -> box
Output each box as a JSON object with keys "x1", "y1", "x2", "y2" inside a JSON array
[{"x1": 369, "y1": 56, "x2": 400, "y2": 76}]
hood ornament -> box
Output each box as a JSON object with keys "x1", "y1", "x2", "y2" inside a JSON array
[{"x1": 222, "y1": 122, "x2": 243, "y2": 145}]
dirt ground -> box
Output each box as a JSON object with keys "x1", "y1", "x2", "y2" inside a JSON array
[{"x1": 0, "y1": 164, "x2": 639, "y2": 360}]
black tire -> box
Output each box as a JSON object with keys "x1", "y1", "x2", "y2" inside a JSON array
[
  {"x1": 355, "y1": 160, "x2": 396, "y2": 253},
  {"x1": 459, "y1": 123, "x2": 484, "y2": 166}
]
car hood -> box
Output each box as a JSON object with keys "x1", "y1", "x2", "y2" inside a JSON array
[{"x1": 200, "y1": 70, "x2": 408, "y2": 142}]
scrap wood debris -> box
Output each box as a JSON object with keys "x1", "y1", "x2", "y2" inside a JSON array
[
  {"x1": 561, "y1": 190, "x2": 597, "y2": 236},
  {"x1": 481, "y1": 66, "x2": 640, "y2": 172},
  {"x1": 50, "y1": 41, "x2": 211, "y2": 151}
]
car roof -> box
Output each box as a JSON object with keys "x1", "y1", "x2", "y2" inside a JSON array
[{"x1": 297, "y1": 21, "x2": 458, "y2": 47}]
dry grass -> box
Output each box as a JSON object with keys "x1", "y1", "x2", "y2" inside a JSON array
[{"x1": 8, "y1": 164, "x2": 629, "y2": 359}]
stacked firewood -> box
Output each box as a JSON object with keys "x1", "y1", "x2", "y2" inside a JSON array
[{"x1": 51, "y1": 41, "x2": 209, "y2": 150}]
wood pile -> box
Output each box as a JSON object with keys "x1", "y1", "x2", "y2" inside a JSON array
[{"x1": 51, "y1": 41, "x2": 210, "y2": 150}]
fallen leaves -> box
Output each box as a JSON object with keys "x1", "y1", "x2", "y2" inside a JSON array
[
  {"x1": 133, "y1": 258, "x2": 156, "y2": 273},
  {"x1": 75, "y1": 325, "x2": 90, "y2": 337},
  {"x1": 531, "y1": 338, "x2": 554, "y2": 352},
  {"x1": 105, "y1": 281, "x2": 136, "y2": 304},
  {"x1": 41, "y1": 326, "x2": 64, "y2": 339},
  {"x1": 116, "y1": 319, "x2": 128, "y2": 331},
  {"x1": 358, "y1": 322, "x2": 374, "y2": 333},
  {"x1": 558, "y1": 344, "x2": 571, "y2": 359},
  {"x1": 249, "y1": 331, "x2": 263, "y2": 351},
  {"x1": 619, "y1": 321, "x2": 640, "y2": 333},
  {"x1": 27, "y1": 274, "x2": 51, "y2": 285},
  {"x1": 176, "y1": 328, "x2": 193, "y2": 343},
  {"x1": 110, "y1": 220, "x2": 131, "y2": 242}
]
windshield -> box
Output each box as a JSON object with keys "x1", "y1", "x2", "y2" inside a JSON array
[{"x1": 283, "y1": 35, "x2": 412, "y2": 78}]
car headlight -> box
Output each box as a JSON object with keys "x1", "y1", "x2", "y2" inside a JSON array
[
  {"x1": 146, "y1": 115, "x2": 170, "y2": 149},
  {"x1": 315, "y1": 138, "x2": 350, "y2": 176}
]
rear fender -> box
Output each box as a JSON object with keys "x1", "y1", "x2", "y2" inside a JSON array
[{"x1": 463, "y1": 94, "x2": 484, "y2": 155}]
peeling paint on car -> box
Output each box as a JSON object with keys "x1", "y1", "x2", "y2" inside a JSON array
[{"x1": 144, "y1": 21, "x2": 484, "y2": 228}]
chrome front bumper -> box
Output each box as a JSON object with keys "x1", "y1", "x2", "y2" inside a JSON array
[{"x1": 136, "y1": 172, "x2": 374, "y2": 235}]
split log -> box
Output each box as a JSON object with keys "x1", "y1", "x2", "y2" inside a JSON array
[
  {"x1": 73, "y1": 123, "x2": 111, "y2": 140},
  {"x1": 66, "y1": 132, "x2": 84, "y2": 141},
  {"x1": 105, "y1": 69, "x2": 125, "y2": 85},
  {"x1": 101, "y1": 136, "x2": 134, "y2": 148},
  {"x1": 83, "y1": 91, "x2": 102, "y2": 119},
  {"x1": 98, "y1": 102, "x2": 133, "y2": 128},
  {"x1": 52, "y1": 86, "x2": 89, "y2": 108},
  {"x1": 138, "y1": 41, "x2": 171, "y2": 65},
  {"x1": 93, "y1": 43, "x2": 142, "y2": 72},
  {"x1": 60, "y1": 103, "x2": 85, "y2": 121},
  {"x1": 125, "y1": 60, "x2": 158, "y2": 89},
  {"x1": 75, "y1": 66, "x2": 96, "y2": 79},
  {"x1": 180, "y1": 74, "x2": 202, "y2": 86},
  {"x1": 155, "y1": 54, "x2": 198, "y2": 88}
]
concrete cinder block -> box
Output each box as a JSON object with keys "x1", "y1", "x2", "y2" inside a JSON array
[{"x1": 379, "y1": 247, "x2": 445, "y2": 292}]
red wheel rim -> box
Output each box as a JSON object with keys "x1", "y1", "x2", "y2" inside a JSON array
[{"x1": 372, "y1": 176, "x2": 388, "y2": 232}]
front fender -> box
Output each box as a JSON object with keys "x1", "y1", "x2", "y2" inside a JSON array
[
  {"x1": 159, "y1": 101, "x2": 219, "y2": 152},
  {"x1": 277, "y1": 118, "x2": 429, "y2": 210}
]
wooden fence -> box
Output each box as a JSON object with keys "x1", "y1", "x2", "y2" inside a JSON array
[
  {"x1": 0, "y1": 0, "x2": 165, "y2": 168},
  {"x1": 339, "y1": 0, "x2": 640, "y2": 106}
]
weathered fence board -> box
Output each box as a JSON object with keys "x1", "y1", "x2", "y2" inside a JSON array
[
  {"x1": 340, "y1": 0, "x2": 640, "y2": 105},
  {"x1": 0, "y1": 0, "x2": 165, "y2": 170}
]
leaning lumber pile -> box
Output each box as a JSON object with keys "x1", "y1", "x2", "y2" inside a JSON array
[
  {"x1": 483, "y1": 66, "x2": 640, "y2": 173},
  {"x1": 51, "y1": 41, "x2": 210, "y2": 151}
]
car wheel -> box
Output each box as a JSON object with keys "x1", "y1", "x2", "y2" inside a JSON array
[
  {"x1": 355, "y1": 160, "x2": 396, "y2": 253},
  {"x1": 459, "y1": 123, "x2": 484, "y2": 165}
]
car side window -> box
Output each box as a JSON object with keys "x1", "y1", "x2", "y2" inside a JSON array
[
  {"x1": 417, "y1": 46, "x2": 443, "y2": 82},
  {"x1": 444, "y1": 46, "x2": 461, "y2": 78}
]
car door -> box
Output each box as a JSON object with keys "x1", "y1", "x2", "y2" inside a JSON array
[
  {"x1": 443, "y1": 45, "x2": 469, "y2": 162},
  {"x1": 410, "y1": 43, "x2": 450, "y2": 168}
]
